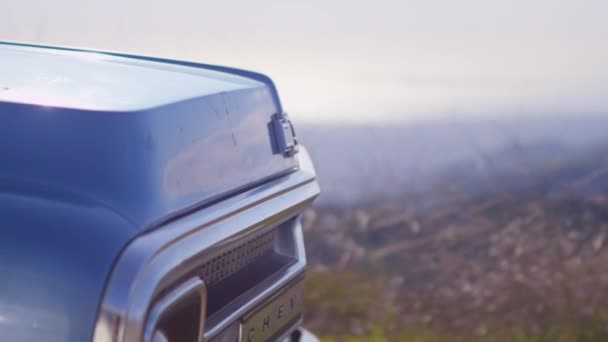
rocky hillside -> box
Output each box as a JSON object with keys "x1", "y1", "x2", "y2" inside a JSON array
[{"x1": 302, "y1": 139, "x2": 608, "y2": 341}]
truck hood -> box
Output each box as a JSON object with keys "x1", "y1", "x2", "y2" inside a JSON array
[
  {"x1": 0, "y1": 42, "x2": 298, "y2": 230},
  {"x1": 0, "y1": 44, "x2": 262, "y2": 112}
]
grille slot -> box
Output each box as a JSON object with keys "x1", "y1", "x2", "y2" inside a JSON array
[
  {"x1": 200, "y1": 229, "x2": 276, "y2": 287},
  {"x1": 201, "y1": 219, "x2": 298, "y2": 324}
]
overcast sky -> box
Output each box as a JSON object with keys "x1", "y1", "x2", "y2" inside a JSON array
[{"x1": 1, "y1": 0, "x2": 607, "y2": 123}]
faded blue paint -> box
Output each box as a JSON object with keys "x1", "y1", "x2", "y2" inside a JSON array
[
  {"x1": 0, "y1": 43, "x2": 298, "y2": 341},
  {"x1": 0, "y1": 192, "x2": 134, "y2": 342}
]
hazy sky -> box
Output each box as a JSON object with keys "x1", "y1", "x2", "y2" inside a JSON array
[{"x1": 1, "y1": 0, "x2": 607, "y2": 123}]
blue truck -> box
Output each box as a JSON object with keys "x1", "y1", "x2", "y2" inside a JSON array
[{"x1": 0, "y1": 42, "x2": 319, "y2": 342}]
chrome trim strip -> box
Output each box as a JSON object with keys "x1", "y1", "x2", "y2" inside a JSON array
[{"x1": 93, "y1": 148, "x2": 319, "y2": 342}]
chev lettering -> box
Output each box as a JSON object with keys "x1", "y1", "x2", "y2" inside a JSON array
[{"x1": 240, "y1": 280, "x2": 305, "y2": 341}]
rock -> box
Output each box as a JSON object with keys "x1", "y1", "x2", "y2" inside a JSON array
[
  {"x1": 593, "y1": 232, "x2": 606, "y2": 253},
  {"x1": 474, "y1": 324, "x2": 488, "y2": 337},
  {"x1": 410, "y1": 220, "x2": 422, "y2": 235}
]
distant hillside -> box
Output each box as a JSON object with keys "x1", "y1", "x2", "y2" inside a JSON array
[{"x1": 297, "y1": 115, "x2": 608, "y2": 206}]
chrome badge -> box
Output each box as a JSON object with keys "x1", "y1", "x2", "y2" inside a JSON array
[{"x1": 271, "y1": 112, "x2": 299, "y2": 156}]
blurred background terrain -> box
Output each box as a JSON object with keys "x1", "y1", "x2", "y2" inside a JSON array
[
  {"x1": 3, "y1": 0, "x2": 608, "y2": 340},
  {"x1": 300, "y1": 115, "x2": 608, "y2": 341}
]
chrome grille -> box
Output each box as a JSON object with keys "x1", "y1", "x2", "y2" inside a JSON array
[{"x1": 200, "y1": 229, "x2": 276, "y2": 287}]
